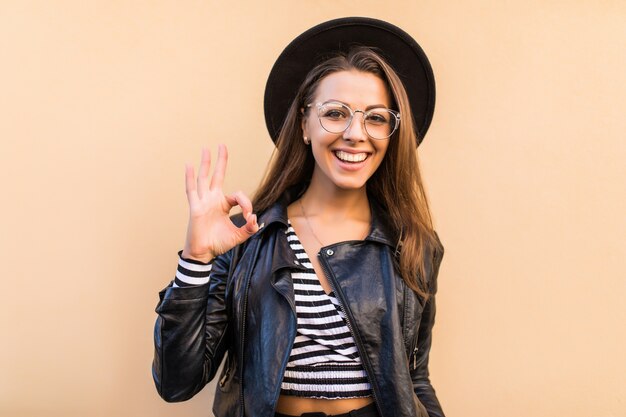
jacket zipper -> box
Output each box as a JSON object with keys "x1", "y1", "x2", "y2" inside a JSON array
[
  {"x1": 239, "y1": 239, "x2": 262, "y2": 417},
  {"x1": 402, "y1": 274, "x2": 420, "y2": 371},
  {"x1": 410, "y1": 329, "x2": 419, "y2": 371},
  {"x1": 318, "y1": 249, "x2": 385, "y2": 417}
]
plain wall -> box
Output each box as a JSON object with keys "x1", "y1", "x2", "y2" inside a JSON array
[{"x1": 1, "y1": 1, "x2": 624, "y2": 416}]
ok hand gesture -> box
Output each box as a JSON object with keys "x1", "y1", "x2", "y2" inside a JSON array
[{"x1": 182, "y1": 144, "x2": 259, "y2": 263}]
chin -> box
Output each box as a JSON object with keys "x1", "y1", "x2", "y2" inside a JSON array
[{"x1": 329, "y1": 176, "x2": 369, "y2": 191}]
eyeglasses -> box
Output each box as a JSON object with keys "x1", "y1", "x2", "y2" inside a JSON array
[{"x1": 306, "y1": 101, "x2": 401, "y2": 140}]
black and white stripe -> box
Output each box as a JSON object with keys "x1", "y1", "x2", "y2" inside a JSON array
[
  {"x1": 173, "y1": 250, "x2": 212, "y2": 288},
  {"x1": 280, "y1": 222, "x2": 372, "y2": 399}
]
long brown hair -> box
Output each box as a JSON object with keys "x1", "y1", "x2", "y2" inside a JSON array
[{"x1": 253, "y1": 47, "x2": 442, "y2": 299}]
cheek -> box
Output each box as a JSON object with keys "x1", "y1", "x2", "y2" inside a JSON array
[
  {"x1": 377, "y1": 142, "x2": 390, "y2": 159},
  {"x1": 311, "y1": 141, "x2": 331, "y2": 160},
  {"x1": 372, "y1": 144, "x2": 391, "y2": 171}
]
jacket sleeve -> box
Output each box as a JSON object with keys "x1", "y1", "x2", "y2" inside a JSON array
[
  {"x1": 152, "y1": 249, "x2": 233, "y2": 402},
  {"x1": 411, "y1": 233, "x2": 445, "y2": 417}
]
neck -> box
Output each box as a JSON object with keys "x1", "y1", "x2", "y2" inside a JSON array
[{"x1": 300, "y1": 178, "x2": 370, "y2": 223}]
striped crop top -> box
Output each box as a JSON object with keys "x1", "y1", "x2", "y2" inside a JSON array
[{"x1": 280, "y1": 222, "x2": 372, "y2": 399}]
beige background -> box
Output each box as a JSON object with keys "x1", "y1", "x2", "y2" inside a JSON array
[{"x1": 1, "y1": 1, "x2": 624, "y2": 416}]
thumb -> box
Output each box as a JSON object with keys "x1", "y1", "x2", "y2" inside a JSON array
[
  {"x1": 233, "y1": 214, "x2": 259, "y2": 245},
  {"x1": 243, "y1": 214, "x2": 259, "y2": 235}
]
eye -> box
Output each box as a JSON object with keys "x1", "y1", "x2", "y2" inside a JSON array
[
  {"x1": 320, "y1": 105, "x2": 349, "y2": 120},
  {"x1": 366, "y1": 111, "x2": 391, "y2": 125}
]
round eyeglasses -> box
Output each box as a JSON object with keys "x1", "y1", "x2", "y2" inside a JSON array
[{"x1": 306, "y1": 101, "x2": 401, "y2": 140}]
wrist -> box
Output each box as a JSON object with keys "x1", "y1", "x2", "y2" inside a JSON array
[
  {"x1": 181, "y1": 249, "x2": 215, "y2": 264},
  {"x1": 176, "y1": 250, "x2": 213, "y2": 287}
]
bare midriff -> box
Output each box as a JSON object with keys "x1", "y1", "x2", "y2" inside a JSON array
[{"x1": 275, "y1": 395, "x2": 374, "y2": 415}]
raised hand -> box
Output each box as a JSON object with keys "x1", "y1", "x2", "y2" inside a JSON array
[{"x1": 181, "y1": 144, "x2": 259, "y2": 263}]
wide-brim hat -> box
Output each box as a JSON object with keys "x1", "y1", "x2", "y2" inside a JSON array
[{"x1": 263, "y1": 17, "x2": 436, "y2": 147}]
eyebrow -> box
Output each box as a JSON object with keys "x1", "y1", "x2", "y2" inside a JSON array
[{"x1": 328, "y1": 99, "x2": 389, "y2": 110}]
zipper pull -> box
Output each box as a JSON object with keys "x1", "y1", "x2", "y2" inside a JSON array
[{"x1": 413, "y1": 347, "x2": 418, "y2": 370}]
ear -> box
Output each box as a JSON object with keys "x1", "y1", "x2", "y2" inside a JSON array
[{"x1": 300, "y1": 107, "x2": 309, "y2": 137}]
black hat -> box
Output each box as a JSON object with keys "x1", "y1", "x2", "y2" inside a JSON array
[{"x1": 264, "y1": 17, "x2": 436, "y2": 147}]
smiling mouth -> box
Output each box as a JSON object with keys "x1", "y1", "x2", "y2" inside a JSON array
[{"x1": 334, "y1": 150, "x2": 369, "y2": 163}]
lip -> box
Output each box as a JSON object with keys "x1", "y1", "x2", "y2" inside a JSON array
[{"x1": 332, "y1": 148, "x2": 372, "y2": 171}]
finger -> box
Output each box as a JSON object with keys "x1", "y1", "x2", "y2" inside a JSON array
[
  {"x1": 197, "y1": 148, "x2": 211, "y2": 198},
  {"x1": 227, "y1": 191, "x2": 254, "y2": 218},
  {"x1": 233, "y1": 214, "x2": 259, "y2": 244},
  {"x1": 185, "y1": 164, "x2": 199, "y2": 205},
  {"x1": 209, "y1": 143, "x2": 228, "y2": 190},
  {"x1": 224, "y1": 194, "x2": 237, "y2": 207},
  {"x1": 185, "y1": 163, "x2": 196, "y2": 195},
  {"x1": 242, "y1": 214, "x2": 259, "y2": 234}
]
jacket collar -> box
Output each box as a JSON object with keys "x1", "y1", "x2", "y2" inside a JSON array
[{"x1": 255, "y1": 183, "x2": 398, "y2": 249}]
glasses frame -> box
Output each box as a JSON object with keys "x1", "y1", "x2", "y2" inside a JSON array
[{"x1": 306, "y1": 101, "x2": 401, "y2": 140}]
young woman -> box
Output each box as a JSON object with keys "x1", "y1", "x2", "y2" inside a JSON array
[{"x1": 153, "y1": 17, "x2": 445, "y2": 417}]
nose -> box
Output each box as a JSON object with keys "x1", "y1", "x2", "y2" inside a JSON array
[{"x1": 343, "y1": 111, "x2": 367, "y2": 142}]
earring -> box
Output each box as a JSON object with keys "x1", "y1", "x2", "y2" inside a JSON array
[{"x1": 303, "y1": 136, "x2": 310, "y2": 145}]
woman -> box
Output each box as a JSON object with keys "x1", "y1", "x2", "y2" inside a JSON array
[{"x1": 153, "y1": 17, "x2": 445, "y2": 417}]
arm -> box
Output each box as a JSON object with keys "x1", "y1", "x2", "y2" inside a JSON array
[
  {"x1": 152, "y1": 252, "x2": 230, "y2": 402},
  {"x1": 151, "y1": 145, "x2": 256, "y2": 402},
  {"x1": 411, "y1": 234, "x2": 445, "y2": 417},
  {"x1": 152, "y1": 250, "x2": 233, "y2": 402}
]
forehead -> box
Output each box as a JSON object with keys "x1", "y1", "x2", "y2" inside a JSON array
[{"x1": 313, "y1": 70, "x2": 390, "y2": 107}]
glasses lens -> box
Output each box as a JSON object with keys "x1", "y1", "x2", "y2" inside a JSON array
[
  {"x1": 318, "y1": 102, "x2": 352, "y2": 133},
  {"x1": 364, "y1": 109, "x2": 398, "y2": 139}
]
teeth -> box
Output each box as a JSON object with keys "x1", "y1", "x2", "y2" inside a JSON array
[{"x1": 335, "y1": 150, "x2": 367, "y2": 163}]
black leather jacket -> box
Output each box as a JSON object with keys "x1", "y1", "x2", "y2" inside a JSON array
[{"x1": 153, "y1": 188, "x2": 445, "y2": 417}]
